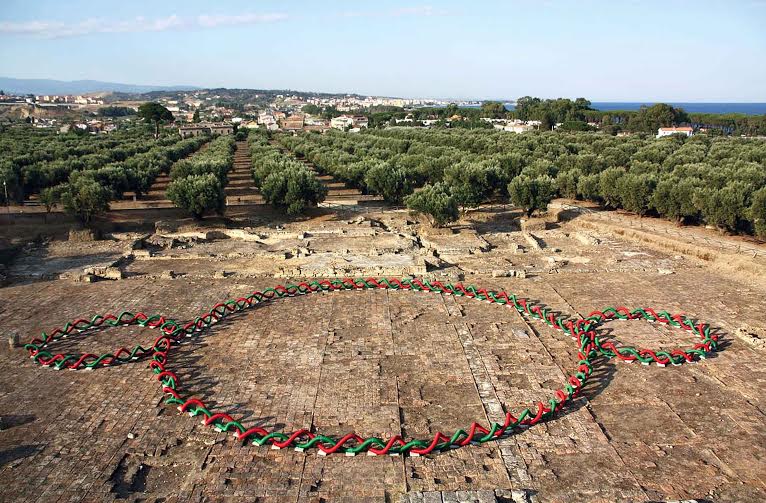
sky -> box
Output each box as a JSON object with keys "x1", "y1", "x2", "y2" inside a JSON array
[{"x1": 1, "y1": 0, "x2": 765, "y2": 101}]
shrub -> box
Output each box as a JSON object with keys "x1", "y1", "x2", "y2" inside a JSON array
[
  {"x1": 261, "y1": 166, "x2": 327, "y2": 215},
  {"x1": 167, "y1": 173, "x2": 225, "y2": 219},
  {"x1": 60, "y1": 177, "x2": 112, "y2": 224},
  {"x1": 404, "y1": 182, "x2": 459, "y2": 227},
  {"x1": 508, "y1": 175, "x2": 557, "y2": 217}
]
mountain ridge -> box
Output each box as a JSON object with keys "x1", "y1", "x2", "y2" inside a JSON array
[{"x1": 0, "y1": 77, "x2": 200, "y2": 95}]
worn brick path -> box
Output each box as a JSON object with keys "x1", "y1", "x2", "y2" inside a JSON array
[{"x1": 1, "y1": 267, "x2": 765, "y2": 502}]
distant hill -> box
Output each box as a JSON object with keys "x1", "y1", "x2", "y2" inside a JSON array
[{"x1": 0, "y1": 77, "x2": 200, "y2": 95}]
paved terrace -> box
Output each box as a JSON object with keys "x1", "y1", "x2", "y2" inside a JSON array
[{"x1": 0, "y1": 209, "x2": 765, "y2": 502}]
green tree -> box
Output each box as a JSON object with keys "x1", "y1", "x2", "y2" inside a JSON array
[
  {"x1": 60, "y1": 178, "x2": 112, "y2": 225},
  {"x1": 192, "y1": 109, "x2": 201, "y2": 123},
  {"x1": 522, "y1": 159, "x2": 558, "y2": 178},
  {"x1": 39, "y1": 185, "x2": 65, "y2": 214},
  {"x1": 302, "y1": 104, "x2": 322, "y2": 115},
  {"x1": 0, "y1": 161, "x2": 21, "y2": 204},
  {"x1": 694, "y1": 182, "x2": 750, "y2": 232},
  {"x1": 167, "y1": 173, "x2": 225, "y2": 220},
  {"x1": 556, "y1": 169, "x2": 582, "y2": 199},
  {"x1": 750, "y1": 188, "x2": 766, "y2": 238},
  {"x1": 651, "y1": 177, "x2": 701, "y2": 223},
  {"x1": 508, "y1": 175, "x2": 557, "y2": 217},
  {"x1": 618, "y1": 173, "x2": 657, "y2": 216},
  {"x1": 631, "y1": 103, "x2": 690, "y2": 133},
  {"x1": 480, "y1": 101, "x2": 506, "y2": 119},
  {"x1": 444, "y1": 163, "x2": 496, "y2": 211},
  {"x1": 138, "y1": 102, "x2": 174, "y2": 138},
  {"x1": 577, "y1": 174, "x2": 601, "y2": 202},
  {"x1": 598, "y1": 168, "x2": 625, "y2": 208},
  {"x1": 404, "y1": 182, "x2": 459, "y2": 227},
  {"x1": 363, "y1": 162, "x2": 413, "y2": 204},
  {"x1": 261, "y1": 166, "x2": 327, "y2": 215}
]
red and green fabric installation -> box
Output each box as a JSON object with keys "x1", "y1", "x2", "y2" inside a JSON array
[{"x1": 23, "y1": 277, "x2": 719, "y2": 455}]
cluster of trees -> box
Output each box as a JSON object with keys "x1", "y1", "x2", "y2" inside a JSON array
[
  {"x1": 365, "y1": 97, "x2": 765, "y2": 137},
  {"x1": 511, "y1": 98, "x2": 697, "y2": 134},
  {"x1": 0, "y1": 124, "x2": 213, "y2": 226},
  {"x1": 278, "y1": 130, "x2": 522, "y2": 225},
  {"x1": 277, "y1": 128, "x2": 766, "y2": 236},
  {"x1": 1, "y1": 126, "x2": 161, "y2": 203},
  {"x1": 249, "y1": 132, "x2": 326, "y2": 215},
  {"x1": 55, "y1": 136, "x2": 208, "y2": 223},
  {"x1": 166, "y1": 135, "x2": 234, "y2": 219},
  {"x1": 513, "y1": 97, "x2": 594, "y2": 130},
  {"x1": 298, "y1": 95, "x2": 764, "y2": 137},
  {"x1": 686, "y1": 113, "x2": 766, "y2": 137},
  {"x1": 98, "y1": 106, "x2": 136, "y2": 117}
]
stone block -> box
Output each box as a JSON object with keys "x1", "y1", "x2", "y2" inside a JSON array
[
  {"x1": 520, "y1": 218, "x2": 547, "y2": 232},
  {"x1": 68, "y1": 228, "x2": 100, "y2": 242}
]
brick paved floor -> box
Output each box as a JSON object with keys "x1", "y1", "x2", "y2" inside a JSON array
[{"x1": 1, "y1": 215, "x2": 766, "y2": 502}]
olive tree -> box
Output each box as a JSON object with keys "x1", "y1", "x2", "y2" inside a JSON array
[
  {"x1": 651, "y1": 176, "x2": 701, "y2": 223},
  {"x1": 60, "y1": 177, "x2": 112, "y2": 225},
  {"x1": 694, "y1": 182, "x2": 750, "y2": 232},
  {"x1": 261, "y1": 165, "x2": 327, "y2": 215},
  {"x1": 167, "y1": 173, "x2": 225, "y2": 220},
  {"x1": 749, "y1": 187, "x2": 766, "y2": 238},
  {"x1": 618, "y1": 173, "x2": 657, "y2": 216},
  {"x1": 444, "y1": 162, "x2": 497, "y2": 211},
  {"x1": 598, "y1": 168, "x2": 625, "y2": 209},
  {"x1": 508, "y1": 175, "x2": 557, "y2": 217},
  {"x1": 555, "y1": 168, "x2": 582, "y2": 200},
  {"x1": 363, "y1": 162, "x2": 412, "y2": 204},
  {"x1": 404, "y1": 182, "x2": 459, "y2": 227}
]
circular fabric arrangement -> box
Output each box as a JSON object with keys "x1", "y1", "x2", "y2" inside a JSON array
[{"x1": 23, "y1": 278, "x2": 720, "y2": 456}]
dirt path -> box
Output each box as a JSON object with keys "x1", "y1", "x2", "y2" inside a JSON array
[{"x1": 224, "y1": 141, "x2": 263, "y2": 206}]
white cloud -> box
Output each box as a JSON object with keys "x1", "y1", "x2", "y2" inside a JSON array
[
  {"x1": 339, "y1": 5, "x2": 448, "y2": 19},
  {"x1": 197, "y1": 13, "x2": 288, "y2": 28},
  {"x1": 391, "y1": 6, "x2": 437, "y2": 16},
  {"x1": 0, "y1": 13, "x2": 287, "y2": 38}
]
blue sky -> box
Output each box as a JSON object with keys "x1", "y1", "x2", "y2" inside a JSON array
[{"x1": 1, "y1": 0, "x2": 765, "y2": 101}]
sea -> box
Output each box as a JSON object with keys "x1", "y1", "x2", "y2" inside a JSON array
[{"x1": 500, "y1": 102, "x2": 766, "y2": 115}]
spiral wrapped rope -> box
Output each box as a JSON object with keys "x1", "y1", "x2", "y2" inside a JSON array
[{"x1": 23, "y1": 277, "x2": 719, "y2": 455}]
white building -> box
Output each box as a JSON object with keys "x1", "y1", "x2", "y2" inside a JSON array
[
  {"x1": 351, "y1": 116, "x2": 369, "y2": 128},
  {"x1": 258, "y1": 112, "x2": 277, "y2": 126},
  {"x1": 657, "y1": 126, "x2": 693, "y2": 138},
  {"x1": 505, "y1": 124, "x2": 536, "y2": 134},
  {"x1": 330, "y1": 115, "x2": 354, "y2": 130}
]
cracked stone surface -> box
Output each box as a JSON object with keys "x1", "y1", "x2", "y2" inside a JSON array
[{"x1": 1, "y1": 204, "x2": 765, "y2": 502}]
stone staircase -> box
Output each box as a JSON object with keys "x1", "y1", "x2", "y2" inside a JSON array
[{"x1": 225, "y1": 141, "x2": 264, "y2": 205}]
